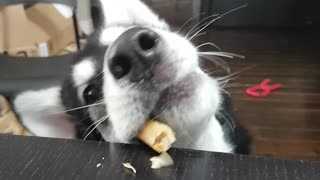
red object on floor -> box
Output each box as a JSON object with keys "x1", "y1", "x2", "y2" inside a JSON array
[{"x1": 246, "y1": 79, "x2": 281, "y2": 98}]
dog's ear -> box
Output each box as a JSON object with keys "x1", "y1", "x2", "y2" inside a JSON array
[
  {"x1": 90, "y1": 0, "x2": 106, "y2": 31},
  {"x1": 93, "y1": 0, "x2": 168, "y2": 31}
]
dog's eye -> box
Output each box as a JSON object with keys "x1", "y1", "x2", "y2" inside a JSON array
[{"x1": 83, "y1": 84, "x2": 99, "y2": 105}]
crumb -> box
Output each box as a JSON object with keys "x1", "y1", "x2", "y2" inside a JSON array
[
  {"x1": 96, "y1": 163, "x2": 101, "y2": 167},
  {"x1": 150, "y1": 152, "x2": 174, "y2": 169},
  {"x1": 123, "y1": 162, "x2": 136, "y2": 173},
  {"x1": 102, "y1": 157, "x2": 105, "y2": 160}
]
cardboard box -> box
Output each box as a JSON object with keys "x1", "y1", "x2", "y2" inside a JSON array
[
  {"x1": 0, "y1": 7, "x2": 4, "y2": 54},
  {"x1": 0, "y1": 5, "x2": 41, "y2": 57},
  {"x1": 0, "y1": 4, "x2": 76, "y2": 57},
  {"x1": 26, "y1": 4, "x2": 76, "y2": 56}
]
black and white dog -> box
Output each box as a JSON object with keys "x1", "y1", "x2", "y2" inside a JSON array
[{"x1": 14, "y1": 0, "x2": 250, "y2": 154}]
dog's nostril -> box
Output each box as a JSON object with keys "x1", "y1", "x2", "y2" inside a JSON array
[
  {"x1": 138, "y1": 32, "x2": 159, "y2": 51},
  {"x1": 109, "y1": 55, "x2": 132, "y2": 79},
  {"x1": 108, "y1": 28, "x2": 160, "y2": 81}
]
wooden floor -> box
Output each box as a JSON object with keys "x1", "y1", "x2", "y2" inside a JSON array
[{"x1": 197, "y1": 29, "x2": 320, "y2": 161}]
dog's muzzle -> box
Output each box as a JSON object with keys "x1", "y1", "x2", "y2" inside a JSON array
[{"x1": 107, "y1": 27, "x2": 161, "y2": 82}]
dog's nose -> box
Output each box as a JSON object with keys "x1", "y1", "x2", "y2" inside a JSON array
[{"x1": 108, "y1": 27, "x2": 160, "y2": 82}]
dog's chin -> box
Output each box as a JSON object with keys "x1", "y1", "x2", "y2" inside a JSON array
[
  {"x1": 151, "y1": 71, "x2": 200, "y2": 115},
  {"x1": 119, "y1": 70, "x2": 207, "y2": 142}
]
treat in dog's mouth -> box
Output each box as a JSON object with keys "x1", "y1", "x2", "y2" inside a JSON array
[
  {"x1": 138, "y1": 120, "x2": 176, "y2": 153},
  {"x1": 138, "y1": 120, "x2": 175, "y2": 169}
]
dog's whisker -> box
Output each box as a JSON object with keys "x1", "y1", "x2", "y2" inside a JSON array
[
  {"x1": 190, "y1": 32, "x2": 207, "y2": 40},
  {"x1": 188, "y1": 16, "x2": 223, "y2": 40},
  {"x1": 185, "y1": 14, "x2": 219, "y2": 38},
  {"x1": 217, "y1": 112, "x2": 235, "y2": 134},
  {"x1": 83, "y1": 98, "x2": 105, "y2": 114},
  {"x1": 199, "y1": 52, "x2": 234, "y2": 59},
  {"x1": 219, "y1": 78, "x2": 233, "y2": 88},
  {"x1": 199, "y1": 51, "x2": 245, "y2": 59},
  {"x1": 217, "y1": 75, "x2": 239, "y2": 90},
  {"x1": 187, "y1": 16, "x2": 221, "y2": 39},
  {"x1": 220, "y1": 80, "x2": 234, "y2": 90},
  {"x1": 220, "y1": 88, "x2": 231, "y2": 98},
  {"x1": 199, "y1": 54, "x2": 231, "y2": 73},
  {"x1": 201, "y1": 68, "x2": 216, "y2": 75},
  {"x1": 224, "y1": 83, "x2": 249, "y2": 88},
  {"x1": 96, "y1": 70, "x2": 104, "y2": 77},
  {"x1": 196, "y1": 42, "x2": 222, "y2": 51},
  {"x1": 216, "y1": 73, "x2": 239, "y2": 81},
  {"x1": 218, "y1": 77, "x2": 239, "y2": 87},
  {"x1": 217, "y1": 66, "x2": 256, "y2": 98},
  {"x1": 188, "y1": 4, "x2": 248, "y2": 41},
  {"x1": 218, "y1": 65, "x2": 256, "y2": 82},
  {"x1": 177, "y1": 13, "x2": 205, "y2": 33},
  {"x1": 151, "y1": 111, "x2": 162, "y2": 121},
  {"x1": 75, "y1": 115, "x2": 92, "y2": 124},
  {"x1": 82, "y1": 115, "x2": 108, "y2": 137},
  {"x1": 201, "y1": 66, "x2": 228, "y2": 75},
  {"x1": 83, "y1": 115, "x2": 109, "y2": 140},
  {"x1": 152, "y1": 101, "x2": 171, "y2": 121},
  {"x1": 83, "y1": 120, "x2": 104, "y2": 140},
  {"x1": 53, "y1": 100, "x2": 105, "y2": 114}
]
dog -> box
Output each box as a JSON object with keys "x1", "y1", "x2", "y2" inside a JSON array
[{"x1": 13, "y1": 0, "x2": 250, "y2": 154}]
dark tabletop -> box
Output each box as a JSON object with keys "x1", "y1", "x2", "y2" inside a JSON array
[{"x1": 0, "y1": 135, "x2": 319, "y2": 180}]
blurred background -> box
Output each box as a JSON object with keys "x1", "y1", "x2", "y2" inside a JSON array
[{"x1": 1, "y1": 0, "x2": 320, "y2": 160}]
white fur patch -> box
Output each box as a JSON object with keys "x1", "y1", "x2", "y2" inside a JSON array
[
  {"x1": 100, "y1": 27, "x2": 126, "y2": 45},
  {"x1": 98, "y1": 0, "x2": 169, "y2": 45},
  {"x1": 72, "y1": 59, "x2": 96, "y2": 87},
  {"x1": 154, "y1": 29, "x2": 199, "y2": 82},
  {"x1": 14, "y1": 87, "x2": 76, "y2": 139},
  {"x1": 99, "y1": 0, "x2": 168, "y2": 29}
]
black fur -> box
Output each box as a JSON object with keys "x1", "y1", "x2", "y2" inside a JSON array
[
  {"x1": 60, "y1": 32, "x2": 107, "y2": 140},
  {"x1": 217, "y1": 94, "x2": 251, "y2": 154},
  {"x1": 90, "y1": 0, "x2": 105, "y2": 32}
]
